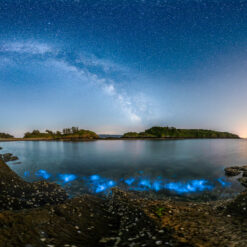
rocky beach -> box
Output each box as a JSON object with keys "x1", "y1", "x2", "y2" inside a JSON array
[{"x1": 0, "y1": 148, "x2": 247, "y2": 247}]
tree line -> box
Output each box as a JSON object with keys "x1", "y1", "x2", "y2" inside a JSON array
[
  {"x1": 24, "y1": 127, "x2": 99, "y2": 139},
  {"x1": 0, "y1": 132, "x2": 14, "y2": 138},
  {"x1": 122, "y1": 126, "x2": 239, "y2": 139}
]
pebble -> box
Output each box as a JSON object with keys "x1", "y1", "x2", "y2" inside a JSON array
[{"x1": 155, "y1": 240, "x2": 163, "y2": 245}]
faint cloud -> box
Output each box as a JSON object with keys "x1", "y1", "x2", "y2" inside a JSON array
[
  {"x1": 77, "y1": 53, "x2": 127, "y2": 73},
  {"x1": 47, "y1": 59, "x2": 81, "y2": 74},
  {"x1": 103, "y1": 84, "x2": 116, "y2": 95},
  {"x1": 0, "y1": 41, "x2": 54, "y2": 55},
  {"x1": 0, "y1": 56, "x2": 13, "y2": 67}
]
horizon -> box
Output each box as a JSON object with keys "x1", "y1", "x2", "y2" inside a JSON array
[
  {"x1": 1, "y1": 1, "x2": 247, "y2": 138},
  {"x1": 1, "y1": 125, "x2": 242, "y2": 138}
]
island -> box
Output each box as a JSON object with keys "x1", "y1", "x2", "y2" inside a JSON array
[
  {"x1": 122, "y1": 126, "x2": 240, "y2": 139},
  {"x1": 23, "y1": 127, "x2": 99, "y2": 140},
  {"x1": 0, "y1": 132, "x2": 14, "y2": 138}
]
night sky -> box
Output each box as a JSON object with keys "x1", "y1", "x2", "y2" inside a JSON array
[{"x1": 1, "y1": 0, "x2": 247, "y2": 137}]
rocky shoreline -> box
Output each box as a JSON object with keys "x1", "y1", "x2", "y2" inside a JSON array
[
  {"x1": 0, "y1": 156, "x2": 247, "y2": 246},
  {"x1": 224, "y1": 166, "x2": 247, "y2": 188}
]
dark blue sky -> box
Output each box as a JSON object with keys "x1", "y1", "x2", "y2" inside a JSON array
[{"x1": 1, "y1": 0, "x2": 247, "y2": 137}]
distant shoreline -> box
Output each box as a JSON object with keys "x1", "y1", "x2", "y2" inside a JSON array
[{"x1": 0, "y1": 137, "x2": 242, "y2": 142}]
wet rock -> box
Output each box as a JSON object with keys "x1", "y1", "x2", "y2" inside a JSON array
[
  {"x1": 224, "y1": 167, "x2": 241, "y2": 176},
  {"x1": 238, "y1": 177, "x2": 247, "y2": 187},
  {"x1": 0, "y1": 153, "x2": 19, "y2": 162},
  {"x1": 240, "y1": 166, "x2": 247, "y2": 172},
  {"x1": 9, "y1": 156, "x2": 18, "y2": 161}
]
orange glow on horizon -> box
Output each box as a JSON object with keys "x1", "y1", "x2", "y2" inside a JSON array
[{"x1": 238, "y1": 130, "x2": 247, "y2": 138}]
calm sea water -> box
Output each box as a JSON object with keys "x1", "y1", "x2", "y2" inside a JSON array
[{"x1": 1, "y1": 139, "x2": 247, "y2": 200}]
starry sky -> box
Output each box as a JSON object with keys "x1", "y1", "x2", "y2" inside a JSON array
[{"x1": 1, "y1": 0, "x2": 247, "y2": 137}]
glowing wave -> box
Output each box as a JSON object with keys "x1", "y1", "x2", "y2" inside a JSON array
[
  {"x1": 35, "y1": 169, "x2": 51, "y2": 179},
  {"x1": 24, "y1": 170, "x2": 231, "y2": 194}
]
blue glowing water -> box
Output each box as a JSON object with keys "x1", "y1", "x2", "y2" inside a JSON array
[
  {"x1": 59, "y1": 174, "x2": 77, "y2": 183},
  {"x1": 35, "y1": 169, "x2": 51, "y2": 179},
  {"x1": 1, "y1": 139, "x2": 247, "y2": 199}
]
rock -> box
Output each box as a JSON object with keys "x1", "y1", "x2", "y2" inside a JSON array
[
  {"x1": 238, "y1": 177, "x2": 247, "y2": 187},
  {"x1": 226, "y1": 190, "x2": 247, "y2": 216},
  {"x1": 9, "y1": 156, "x2": 19, "y2": 161},
  {"x1": 240, "y1": 166, "x2": 247, "y2": 172},
  {"x1": 224, "y1": 167, "x2": 241, "y2": 176},
  {"x1": 155, "y1": 240, "x2": 163, "y2": 245},
  {"x1": 243, "y1": 171, "x2": 247, "y2": 177},
  {"x1": 0, "y1": 153, "x2": 19, "y2": 162}
]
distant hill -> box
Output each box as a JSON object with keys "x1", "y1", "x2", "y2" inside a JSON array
[
  {"x1": 122, "y1": 126, "x2": 239, "y2": 139},
  {"x1": 0, "y1": 132, "x2": 14, "y2": 138},
  {"x1": 24, "y1": 127, "x2": 99, "y2": 140}
]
